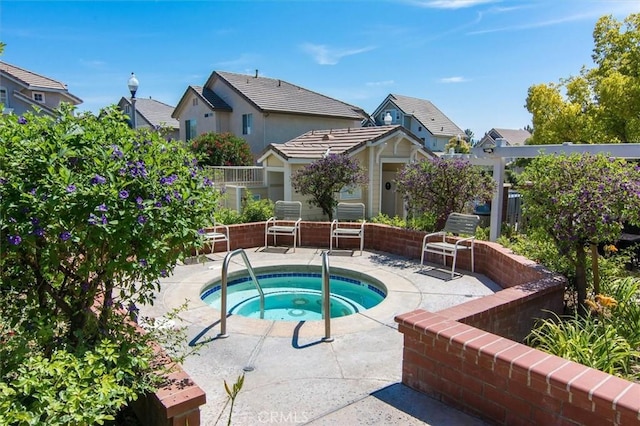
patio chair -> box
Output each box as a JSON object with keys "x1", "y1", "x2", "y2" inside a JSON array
[
  {"x1": 330, "y1": 202, "x2": 366, "y2": 255},
  {"x1": 421, "y1": 213, "x2": 480, "y2": 278},
  {"x1": 196, "y1": 220, "x2": 230, "y2": 257},
  {"x1": 265, "y1": 201, "x2": 302, "y2": 252}
]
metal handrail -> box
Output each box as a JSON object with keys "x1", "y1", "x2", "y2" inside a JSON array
[
  {"x1": 219, "y1": 248, "x2": 264, "y2": 338},
  {"x1": 321, "y1": 251, "x2": 334, "y2": 342}
]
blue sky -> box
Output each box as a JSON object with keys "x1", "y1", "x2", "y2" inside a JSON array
[{"x1": 1, "y1": 0, "x2": 639, "y2": 139}]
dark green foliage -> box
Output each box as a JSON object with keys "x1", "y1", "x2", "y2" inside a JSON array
[{"x1": 190, "y1": 132, "x2": 253, "y2": 166}]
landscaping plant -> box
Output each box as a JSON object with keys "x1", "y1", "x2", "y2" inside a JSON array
[
  {"x1": 291, "y1": 153, "x2": 368, "y2": 221},
  {"x1": 518, "y1": 153, "x2": 640, "y2": 310},
  {"x1": 0, "y1": 105, "x2": 220, "y2": 424},
  {"x1": 395, "y1": 157, "x2": 494, "y2": 229},
  {"x1": 190, "y1": 132, "x2": 253, "y2": 166}
]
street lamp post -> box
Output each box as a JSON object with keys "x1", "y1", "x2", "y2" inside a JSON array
[{"x1": 127, "y1": 72, "x2": 139, "y2": 129}]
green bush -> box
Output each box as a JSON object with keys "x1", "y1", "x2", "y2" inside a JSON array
[
  {"x1": 189, "y1": 132, "x2": 253, "y2": 166},
  {"x1": 0, "y1": 105, "x2": 220, "y2": 422}
]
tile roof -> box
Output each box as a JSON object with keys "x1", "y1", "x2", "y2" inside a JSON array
[
  {"x1": 211, "y1": 71, "x2": 366, "y2": 120},
  {"x1": 490, "y1": 128, "x2": 531, "y2": 146},
  {"x1": 387, "y1": 94, "x2": 464, "y2": 137},
  {"x1": 0, "y1": 60, "x2": 82, "y2": 104},
  {"x1": 261, "y1": 125, "x2": 429, "y2": 160},
  {"x1": 121, "y1": 97, "x2": 179, "y2": 129},
  {"x1": 192, "y1": 85, "x2": 232, "y2": 111}
]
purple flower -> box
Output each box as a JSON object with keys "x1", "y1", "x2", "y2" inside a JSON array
[
  {"x1": 160, "y1": 174, "x2": 178, "y2": 185},
  {"x1": 198, "y1": 228, "x2": 205, "y2": 235},
  {"x1": 66, "y1": 184, "x2": 76, "y2": 193},
  {"x1": 31, "y1": 217, "x2": 40, "y2": 225},
  {"x1": 33, "y1": 227, "x2": 44, "y2": 237},
  {"x1": 8, "y1": 235, "x2": 21, "y2": 245},
  {"x1": 91, "y1": 174, "x2": 107, "y2": 185},
  {"x1": 139, "y1": 258, "x2": 148, "y2": 267},
  {"x1": 60, "y1": 231, "x2": 71, "y2": 241},
  {"x1": 18, "y1": 116, "x2": 27, "y2": 125},
  {"x1": 100, "y1": 215, "x2": 108, "y2": 225},
  {"x1": 160, "y1": 269, "x2": 168, "y2": 277},
  {"x1": 0, "y1": 177, "x2": 6, "y2": 185},
  {"x1": 96, "y1": 204, "x2": 108, "y2": 212},
  {"x1": 110, "y1": 145, "x2": 124, "y2": 159},
  {"x1": 119, "y1": 190, "x2": 129, "y2": 199},
  {"x1": 154, "y1": 201, "x2": 162, "y2": 208},
  {"x1": 137, "y1": 215, "x2": 146, "y2": 224},
  {"x1": 88, "y1": 213, "x2": 98, "y2": 225}
]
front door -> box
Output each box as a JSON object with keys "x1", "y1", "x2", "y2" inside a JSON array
[{"x1": 381, "y1": 171, "x2": 397, "y2": 217}]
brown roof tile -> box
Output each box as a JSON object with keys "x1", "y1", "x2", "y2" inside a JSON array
[
  {"x1": 263, "y1": 125, "x2": 429, "y2": 160},
  {"x1": 212, "y1": 71, "x2": 365, "y2": 120}
]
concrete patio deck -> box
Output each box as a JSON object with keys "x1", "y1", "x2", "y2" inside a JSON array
[{"x1": 139, "y1": 247, "x2": 500, "y2": 425}]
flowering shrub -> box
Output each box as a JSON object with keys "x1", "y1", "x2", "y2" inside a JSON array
[
  {"x1": 190, "y1": 132, "x2": 253, "y2": 166},
  {"x1": 0, "y1": 105, "x2": 220, "y2": 421},
  {"x1": 519, "y1": 153, "x2": 640, "y2": 308},
  {"x1": 291, "y1": 153, "x2": 368, "y2": 221},
  {"x1": 395, "y1": 157, "x2": 494, "y2": 229}
]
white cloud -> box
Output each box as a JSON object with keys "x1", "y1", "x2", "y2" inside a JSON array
[
  {"x1": 214, "y1": 53, "x2": 259, "y2": 68},
  {"x1": 366, "y1": 80, "x2": 395, "y2": 87},
  {"x1": 405, "y1": 0, "x2": 499, "y2": 9},
  {"x1": 300, "y1": 43, "x2": 376, "y2": 65},
  {"x1": 439, "y1": 76, "x2": 468, "y2": 83}
]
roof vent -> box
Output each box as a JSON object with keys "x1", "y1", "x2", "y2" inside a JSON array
[{"x1": 255, "y1": 69, "x2": 258, "y2": 78}]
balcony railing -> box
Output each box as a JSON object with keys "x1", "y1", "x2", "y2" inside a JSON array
[{"x1": 203, "y1": 166, "x2": 265, "y2": 187}]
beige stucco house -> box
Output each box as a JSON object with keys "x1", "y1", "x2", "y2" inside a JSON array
[
  {"x1": 117, "y1": 97, "x2": 180, "y2": 140},
  {"x1": 0, "y1": 60, "x2": 82, "y2": 116},
  {"x1": 478, "y1": 127, "x2": 532, "y2": 148},
  {"x1": 256, "y1": 125, "x2": 434, "y2": 220},
  {"x1": 172, "y1": 71, "x2": 367, "y2": 159},
  {"x1": 369, "y1": 94, "x2": 464, "y2": 153}
]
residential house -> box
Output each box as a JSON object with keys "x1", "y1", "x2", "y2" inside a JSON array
[
  {"x1": 370, "y1": 94, "x2": 465, "y2": 153},
  {"x1": 478, "y1": 128, "x2": 531, "y2": 148},
  {"x1": 256, "y1": 125, "x2": 434, "y2": 220},
  {"x1": 172, "y1": 71, "x2": 367, "y2": 158},
  {"x1": 0, "y1": 61, "x2": 82, "y2": 116},
  {"x1": 118, "y1": 97, "x2": 180, "y2": 140}
]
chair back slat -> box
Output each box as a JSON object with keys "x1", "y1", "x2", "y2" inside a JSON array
[
  {"x1": 275, "y1": 201, "x2": 302, "y2": 220},
  {"x1": 336, "y1": 202, "x2": 365, "y2": 222},
  {"x1": 443, "y1": 213, "x2": 480, "y2": 236}
]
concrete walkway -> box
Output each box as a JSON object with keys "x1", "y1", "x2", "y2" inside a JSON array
[{"x1": 139, "y1": 247, "x2": 500, "y2": 425}]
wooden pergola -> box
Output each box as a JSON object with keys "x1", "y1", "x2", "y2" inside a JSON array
[{"x1": 466, "y1": 143, "x2": 640, "y2": 241}]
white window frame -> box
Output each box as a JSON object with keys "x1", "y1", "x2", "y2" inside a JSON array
[
  {"x1": 0, "y1": 87, "x2": 7, "y2": 107},
  {"x1": 242, "y1": 113, "x2": 252, "y2": 135},
  {"x1": 33, "y1": 91, "x2": 45, "y2": 103}
]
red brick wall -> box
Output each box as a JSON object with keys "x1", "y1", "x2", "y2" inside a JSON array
[{"x1": 396, "y1": 311, "x2": 640, "y2": 425}]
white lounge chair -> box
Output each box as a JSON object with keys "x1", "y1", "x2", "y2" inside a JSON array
[
  {"x1": 265, "y1": 201, "x2": 302, "y2": 252},
  {"x1": 421, "y1": 213, "x2": 480, "y2": 278},
  {"x1": 197, "y1": 221, "x2": 230, "y2": 257},
  {"x1": 330, "y1": 202, "x2": 366, "y2": 255}
]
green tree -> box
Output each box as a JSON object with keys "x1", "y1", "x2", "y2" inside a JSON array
[
  {"x1": 395, "y1": 157, "x2": 494, "y2": 229},
  {"x1": 291, "y1": 153, "x2": 368, "y2": 221},
  {"x1": 525, "y1": 13, "x2": 640, "y2": 144},
  {"x1": 518, "y1": 153, "x2": 640, "y2": 310},
  {"x1": 0, "y1": 105, "x2": 220, "y2": 422},
  {"x1": 445, "y1": 136, "x2": 471, "y2": 153},
  {"x1": 190, "y1": 132, "x2": 253, "y2": 166}
]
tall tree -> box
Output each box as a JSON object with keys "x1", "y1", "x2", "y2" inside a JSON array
[{"x1": 525, "y1": 13, "x2": 640, "y2": 144}]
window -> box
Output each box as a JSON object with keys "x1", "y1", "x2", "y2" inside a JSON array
[
  {"x1": 124, "y1": 105, "x2": 130, "y2": 114},
  {"x1": 0, "y1": 87, "x2": 7, "y2": 108},
  {"x1": 192, "y1": 98, "x2": 198, "y2": 106},
  {"x1": 186, "y1": 119, "x2": 197, "y2": 140},
  {"x1": 242, "y1": 113, "x2": 252, "y2": 135},
  {"x1": 340, "y1": 185, "x2": 362, "y2": 200},
  {"x1": 33, "y1": 92, "x2": 45, "y2": 103}
]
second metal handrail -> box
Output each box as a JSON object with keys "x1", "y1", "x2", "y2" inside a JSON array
[
  {"x1": 219, "y1": 248, "x2": 264, "y2": 338},
  {"x1": 321, "y1": 251, "x2": 334, "y2": 342}
]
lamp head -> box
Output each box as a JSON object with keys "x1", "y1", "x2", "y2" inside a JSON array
[{"x1": 128, "y1": 72, "x2": 139, "y2": 98}]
